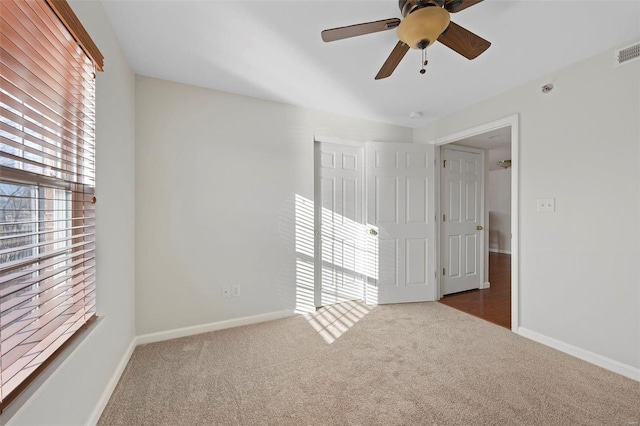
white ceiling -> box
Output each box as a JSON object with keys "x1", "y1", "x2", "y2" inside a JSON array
[
  {"x1": 100, "y1": 0, "x2": 640, "y2": 128},
  {"x1": 454, "y1": 127, "x2": 512, "y2": 170},
  {"x1": 455, "y1": 126, "x2": 511, "y2": 150}
]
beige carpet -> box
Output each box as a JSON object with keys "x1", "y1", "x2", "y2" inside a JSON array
[{"x1": 99, "y1": 302, "x2": 640, "y2": 425}]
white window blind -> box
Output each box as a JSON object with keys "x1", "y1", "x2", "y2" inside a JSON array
[{"x1": 0, "y1": 0, "x2": 103, "y2": 409}]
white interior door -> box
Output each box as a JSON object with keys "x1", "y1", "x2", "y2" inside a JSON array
[
  {"x1": 365, "y1": 142, "x2": 435, "y2": 304},
  {"x1": 441, "y1": 146, "x2": 484, "y2": 295},
  {"x1": 316, "y1": 142, "x2": 365, "y2": 306}
]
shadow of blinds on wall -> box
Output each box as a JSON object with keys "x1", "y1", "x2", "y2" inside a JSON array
[{"x1": 0, "y1": 0, "x2": 103, "y2": 410}]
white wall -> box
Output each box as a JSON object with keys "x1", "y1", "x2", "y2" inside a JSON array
[
  {"x1": 415, "y1": 41, "x2": 640, "y2": 371},
  {"x1": 135, "y1": 76, "x2": 412, "y2": 335},
  {"x1": 2, "y1": 1, "x2": 136, "y2": 425},
  {"x1": 488, "y1": 167, "x2": 511, "y2": 253}
]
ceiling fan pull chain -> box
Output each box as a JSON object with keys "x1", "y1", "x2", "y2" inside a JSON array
[{"x1": 420, "y1": 48, "x2": 428, "y2": 74}]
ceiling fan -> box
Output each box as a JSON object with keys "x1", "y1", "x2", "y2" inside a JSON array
[{"x1": 321, "y1": 0, "x2": 491, "y2": 79}]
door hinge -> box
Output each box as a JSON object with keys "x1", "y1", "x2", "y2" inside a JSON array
[
  {"x1": 443, "y1": 160, "x2": 447, "y2": 168},
  {"x1": 442, "y1": 214, "x2": 446, "y2": 222},
  {"x1": 442, "y1": 268, "x2": 446, "y2": 276}
]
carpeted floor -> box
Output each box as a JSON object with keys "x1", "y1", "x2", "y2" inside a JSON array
[{"x1": 99, "y1": 302, "x2": 640, "y2": 425}]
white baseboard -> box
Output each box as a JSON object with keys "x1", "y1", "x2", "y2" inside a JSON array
[
  {"x1": 87, "y1": 338, "x2": 136, "y2": 425},
  {"x1": 136, "y1": 309, "x2": 297, "y2": 345},
  {"x1": 489, "y1": 248, "x2": 511, "y2": 254},
  {"x1": 518, "y1": 327, "x2": 640, "y2": 382},
  {"x1": 482, "y1": 281, "x2": 491, "y2": 289}
]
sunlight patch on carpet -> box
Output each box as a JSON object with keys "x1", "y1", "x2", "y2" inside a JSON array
[{"x1": 304, "y1": 300, "x2": 375, "y2": 344}]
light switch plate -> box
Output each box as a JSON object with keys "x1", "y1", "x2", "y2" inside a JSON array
[{"x1": 537, "y1": 198, "x2": 555, "y2": 212}]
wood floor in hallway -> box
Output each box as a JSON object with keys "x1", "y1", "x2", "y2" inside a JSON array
[{"x1": 439, "y1": 252, "x2": 511, "y2": 329}]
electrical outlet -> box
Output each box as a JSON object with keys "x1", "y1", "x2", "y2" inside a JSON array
[
  {"x1": 536, "y1": 198, "x2": 555, "y2": 212},
  {"x1": 222, "y1": 286, "x2": 230, "y2": 298},
  {"x1": 232, "y1": 285, "x2": 241, "y2": 297}
]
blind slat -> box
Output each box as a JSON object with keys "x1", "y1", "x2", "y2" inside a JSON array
[
  {"x1": 0, "y1": 268, "x2": 95, "y2": 318},
  {"x1": 1, "y1": 300, "x2": 88, "y2": 387},
  {"x1": 0, "y1": 121, "x2": 95, "y2": 167},
  {"x1": 0, "y1": 223, "x2": 93, "y2": 242},
  {"x1": 0, "y1": 215, "x2": 94, "y2": 230},
  {"x1": 8, "y1": 1, "x2": 95, "y2": 74},
  {"x1": 1, "y1": 279, "x2": 90, "y2": 343},
  {"x1": 0, "y1": 7, "x2": 88, "y2": 83},
  {"x1": 0, "y1": 53, "x2": 91, "y2": 128},
  {"x1": 1, "y1": 310, "x2": 94, "y2": 400},
  {"x1": 2, "y1": 275, "x2": 95, "y2": 326},
  {"x1": 1, "y1": 256, "x2": 95, "y2": 301},
  {"x1": 0, "y1": 146, "x2": 95, "y2": 183},
  {"x1": 0, "y1": 34, "x2": 91, "y2": 109},
  {"x1": 0, "y1": 103, "x2": 95, "y2": 156},
  {"x1": 0, "y1": 237, "x2": 93, "y2": 279},
  {"x1": 0, "y1": 76, "x2": 95, "y2": 148},
  {"x1": 0, "y1": 248, "x2": 93, "y2": 288},
  {"x1": 0, "y1": 193, "x2": 93, "y2": 203},
  {"x1": 1, "y1": 88, "x2": 95, "y2": 149},
  {"x1": 0, "y1": 231, "x2": 94, "y2": 257},
  {"x1": 1, "y1": 275, "x2": 94, "y2": 342},
  {"x1": 1, "y1": 134, "x2": 94, "y2": 172},
  {"x1": 2, "y1": 292, "x2": 86, "y2": 359}
]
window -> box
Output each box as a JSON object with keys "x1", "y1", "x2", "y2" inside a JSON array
[{"x1": 0, "y1": 0, "x2": 103, "y2": 409}]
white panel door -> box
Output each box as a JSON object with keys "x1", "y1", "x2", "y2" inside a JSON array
[
  {"x1": 317, "y1": 142, "x2": 365, "y2": 306},
  {"x1": 441, "y1": 147, "x2": 483, "y2": 295},
  {"x1": 365, "y1": 142, "x2": 435, "y2": 304}
]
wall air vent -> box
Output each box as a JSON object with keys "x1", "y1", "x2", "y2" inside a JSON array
[{"x1": 615, "y1": 42, "x2": 640, "y2": 67}]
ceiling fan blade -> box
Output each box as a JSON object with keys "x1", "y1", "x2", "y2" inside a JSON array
[
  {"x1": 375, "y1": 41, "x2": 410, "y2": 80},
  {"x1": 438, "y1": 21, "x2": 490, "y2": 60},
  {"x1": 444, "y1": 0, "x2": 484, "y2": 13},
  {"x1": 321, "y1": 18, "x2": 401, "y2": 42}
]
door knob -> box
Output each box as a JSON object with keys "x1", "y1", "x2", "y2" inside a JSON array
[
  {"x1": 476, "y1": 225, "x2": 483, "y2": 231},
  {"x1": 369, "y1": 229, "x2": 378, "y2": 236}
]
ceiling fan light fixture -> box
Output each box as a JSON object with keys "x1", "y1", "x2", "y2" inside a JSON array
[{"x1": 397, "y1": 7, "x2": 450, "y2": 50}]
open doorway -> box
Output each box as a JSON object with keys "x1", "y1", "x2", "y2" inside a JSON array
[{"x1": 434, "y1": 116, "x2": 518, "y2": 331}]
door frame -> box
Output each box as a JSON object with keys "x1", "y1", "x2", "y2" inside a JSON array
[
  {"x1": 432, "y1": 114, "x2": 520, "y2": 331},
  {"x1": 439, "y1": 144, "x2": 486, "y2": 296}
]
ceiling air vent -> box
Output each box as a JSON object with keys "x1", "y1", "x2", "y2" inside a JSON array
[{"x1": 615, "y1": 42, "x2": 640, "y2": 67}]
